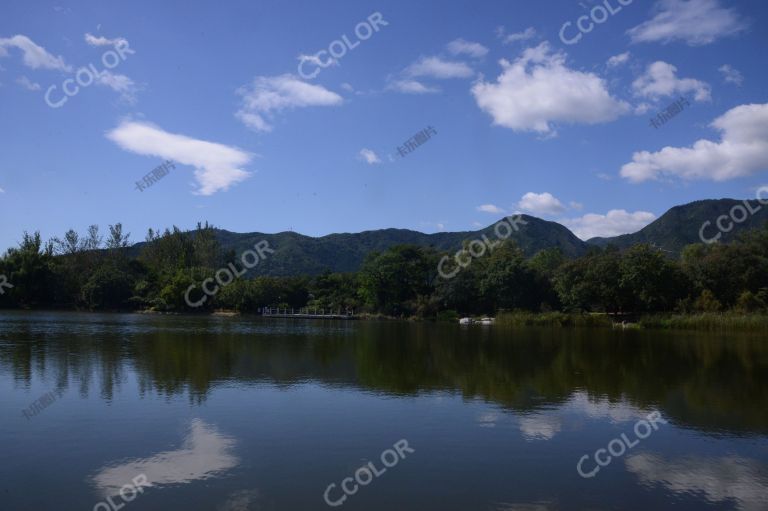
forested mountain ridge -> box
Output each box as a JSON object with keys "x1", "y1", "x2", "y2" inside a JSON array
[
  {"x1": 123, "y1": 198, "x2": 766, "y2": 276},
  {"x1": 2, "y1": 199, "x2": 767, "y2": 314},
  {"x1": 587, "y1": 199, "x2": 768, "y2": 253},
  {"x1": 126, "y1": 214, "x2": 587, "y2": 276}
]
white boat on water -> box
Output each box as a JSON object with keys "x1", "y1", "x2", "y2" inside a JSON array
[{"x1": 459, "y1": 317, "x2": 495, "y2": 325}]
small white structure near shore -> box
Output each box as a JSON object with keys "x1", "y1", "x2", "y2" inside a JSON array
[{"x1": 459, "y1": 317, "x2": 495, "y2": 325}]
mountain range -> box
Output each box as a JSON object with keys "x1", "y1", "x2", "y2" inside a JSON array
[
  {"x1": 135, "y1": 199, "x2": 768, "y2": 276},
  {"x1": 587, "y1": 199, "x2": 768, "y2": 253}
]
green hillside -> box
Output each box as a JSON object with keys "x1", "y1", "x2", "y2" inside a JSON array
[
  {"x1": 589, "y1": 199, "x2": 768, "y2": 254},
  {"x1": 121, "y1": 199, "x2": 768, "y2": 276},
  {"x1": 209, "y1": 215, "x2": 587, "y2": 276}
]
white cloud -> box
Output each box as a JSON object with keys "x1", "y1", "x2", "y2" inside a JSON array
[
  {"x1": 569, "y1": 201, "x2": 584, "y2": 211},
  {"x1": 634, "y1": 102, "x2": 653, "y2": 115},
  {"x1": 476, "y1": 411, "x2": 501, "y2": 428},
  {"x1": 420, "y1": 221, "x2": 447, "y2": 232},
  {"x1": 471, "y1": 43, "x2": 629, "y2": 134},
  {"x1": 607, "y1": 52, "x2": 630, "y2": 68},
  {"x1": 235, "y1": 74, "x2": 343, "y2": 132},
  {"x1": 446, "y1": 38, "x2": 488, "y2": 58},
  {"x1": 0, "y1": 187, "x2": 5, "y2": 193},
  {"x1": 106, "y1": 120, "x2": 254, "y2": 195},
  {"x1": 477, "y1": 204, "x2": 507, "y2": 214},
  {"x1": 519, "y1": 414, "x2": 561, "y2": 441},
  {"x1": 719, "y1": 64, "x2": 743, "y2": 86},
  {"x1": 621, "y1": 103, "x2": 768, "y2": 183},
  {"x1": 389, "y1": 49, "x2": 476, "y2": 95},
  {"x1": 94, "y1": 71, "x2": 139, "y2": 103},
  {"x1": 632, "y1": 61, "x2": 710, "y2": 102},
  {"x1": 563, "y1": 210, "x2": 657, "y2": 240},
  {"x1": 84, "y1": 33, "x2": 130, "y2": 49},
  {"x1": 219, "y1": 490, "x2": 261, "y2": 511},
  {"x1": 387, "y1": 79, "x2": 440, "y2": 94},
  {"x1": 627, "y1": 0, "x2": 746, "y2": 46},
  {"x1": 1, "y1": 33, "x2": 137, "y2": 101},
  {"x1": 297, "y1": 53, "x2": 338, "y2": 73},
  {"x1": 16, "y1": 75, "x2": 40, "y2": 91},
  {"x1": 405, "y1": 56, "x2": 474, "y2": 79},
  {"x1": 517, "y1": 192, "x2": 566, "y2": 216},
  {"x1": 0, "y1": 34, "x2": 71, "y2": 71},
  {"x1": 358, "y1": 148, "x2": 381, "y2": 165},
  {"x1": 567, "y1": 392, "x2": 650, "y2": 424},
  {"x1": 92, "y1": 419, "x2": 237, "y2": 498},
  {"x1": 498, "y1": 26, "x2": 537, "y2": 44},
  {"x1": 626, "y1": 454, "x2": 768, "y2": 510},
  {"x1": 235, "y1": 111, "x2": 272, "y2": 132}
]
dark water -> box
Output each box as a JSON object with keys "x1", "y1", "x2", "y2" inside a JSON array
[{"x1": 1, "y1": 311, "x2": 768, "y2": 511}]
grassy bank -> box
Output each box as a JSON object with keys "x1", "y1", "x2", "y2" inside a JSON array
[
  {"x1": 637, "y1": 313, "x2": 768, "y2": 332},
  {"x1": 494, "y1": 311, "x2": 768, "y2": 332},
  {"x1": 495, "y1": 312, "x2": 614, "y2": 328}
]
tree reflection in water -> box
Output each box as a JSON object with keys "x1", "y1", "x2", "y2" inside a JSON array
[{"x1": 2, "y1": 312, "x2": 767, "y2": 436}]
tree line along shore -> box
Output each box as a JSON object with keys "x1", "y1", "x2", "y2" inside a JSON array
[{"x1": 1, "y1": 222, "x2": 767, "y2": 331}]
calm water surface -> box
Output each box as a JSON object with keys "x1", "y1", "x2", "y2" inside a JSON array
[{"x1": 1, "y1": 311, "x2": 768, "y2": 511}]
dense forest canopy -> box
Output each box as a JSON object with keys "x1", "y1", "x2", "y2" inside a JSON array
[{"x1": 1, "y1": 221, "x2": 767, "y2": 317}]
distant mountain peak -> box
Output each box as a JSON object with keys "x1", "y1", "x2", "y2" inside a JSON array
[{"x1": 127, "y1": 199, "x2": 767, "y2": 275}]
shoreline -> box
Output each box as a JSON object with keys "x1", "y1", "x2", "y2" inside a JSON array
[
  {"x1": 2, "y1": 308, "x2": 768, "y2": 332},
  {"x1": 494, "y1": 311, "x2": 768, "y2": 332}
]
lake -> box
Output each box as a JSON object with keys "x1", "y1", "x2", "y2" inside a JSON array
[{"x1": 1, "y1": 311, "x2": 767, "y2": 511}]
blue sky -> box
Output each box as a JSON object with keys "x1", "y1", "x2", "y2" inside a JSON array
[{"x1": 1, "y1": 0, "x2": 767, "y2": 251}]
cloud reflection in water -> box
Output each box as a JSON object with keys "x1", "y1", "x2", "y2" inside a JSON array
[
  {"x1": 92, "y1": 419, "x2": 238, "y2": 497},
  {"x1": 626, "y1": 453, "x2": 768, "y2": 511}
]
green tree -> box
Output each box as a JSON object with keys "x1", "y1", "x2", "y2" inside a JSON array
[
  {"x1": 619, "y1": 244, "x2": 689, "y2": 312},
  {"x1": 528, "y1": 248, "x2": 566, "y2": 278},
  {"x1": 479, "y1": 242, "x2": 540, "y2": 311},
  {"x1": 81, "y1": 264, "x2": 134, "y2": 310},
  {"x1": 358, "y1": 245, "x2": 437, "y2": 316},
  {"x1": 554, "y1": 247, "x2": 623, "y2": 313},
  {"x1": 191, "y1": 221, "x2": 220, "y2": 268},
  {"x1": 0, "y1": 232, "x2": 55, "y2": 308},
  {"x1": 106, "y1": 223, "x2": 131, "y2": 250}
]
